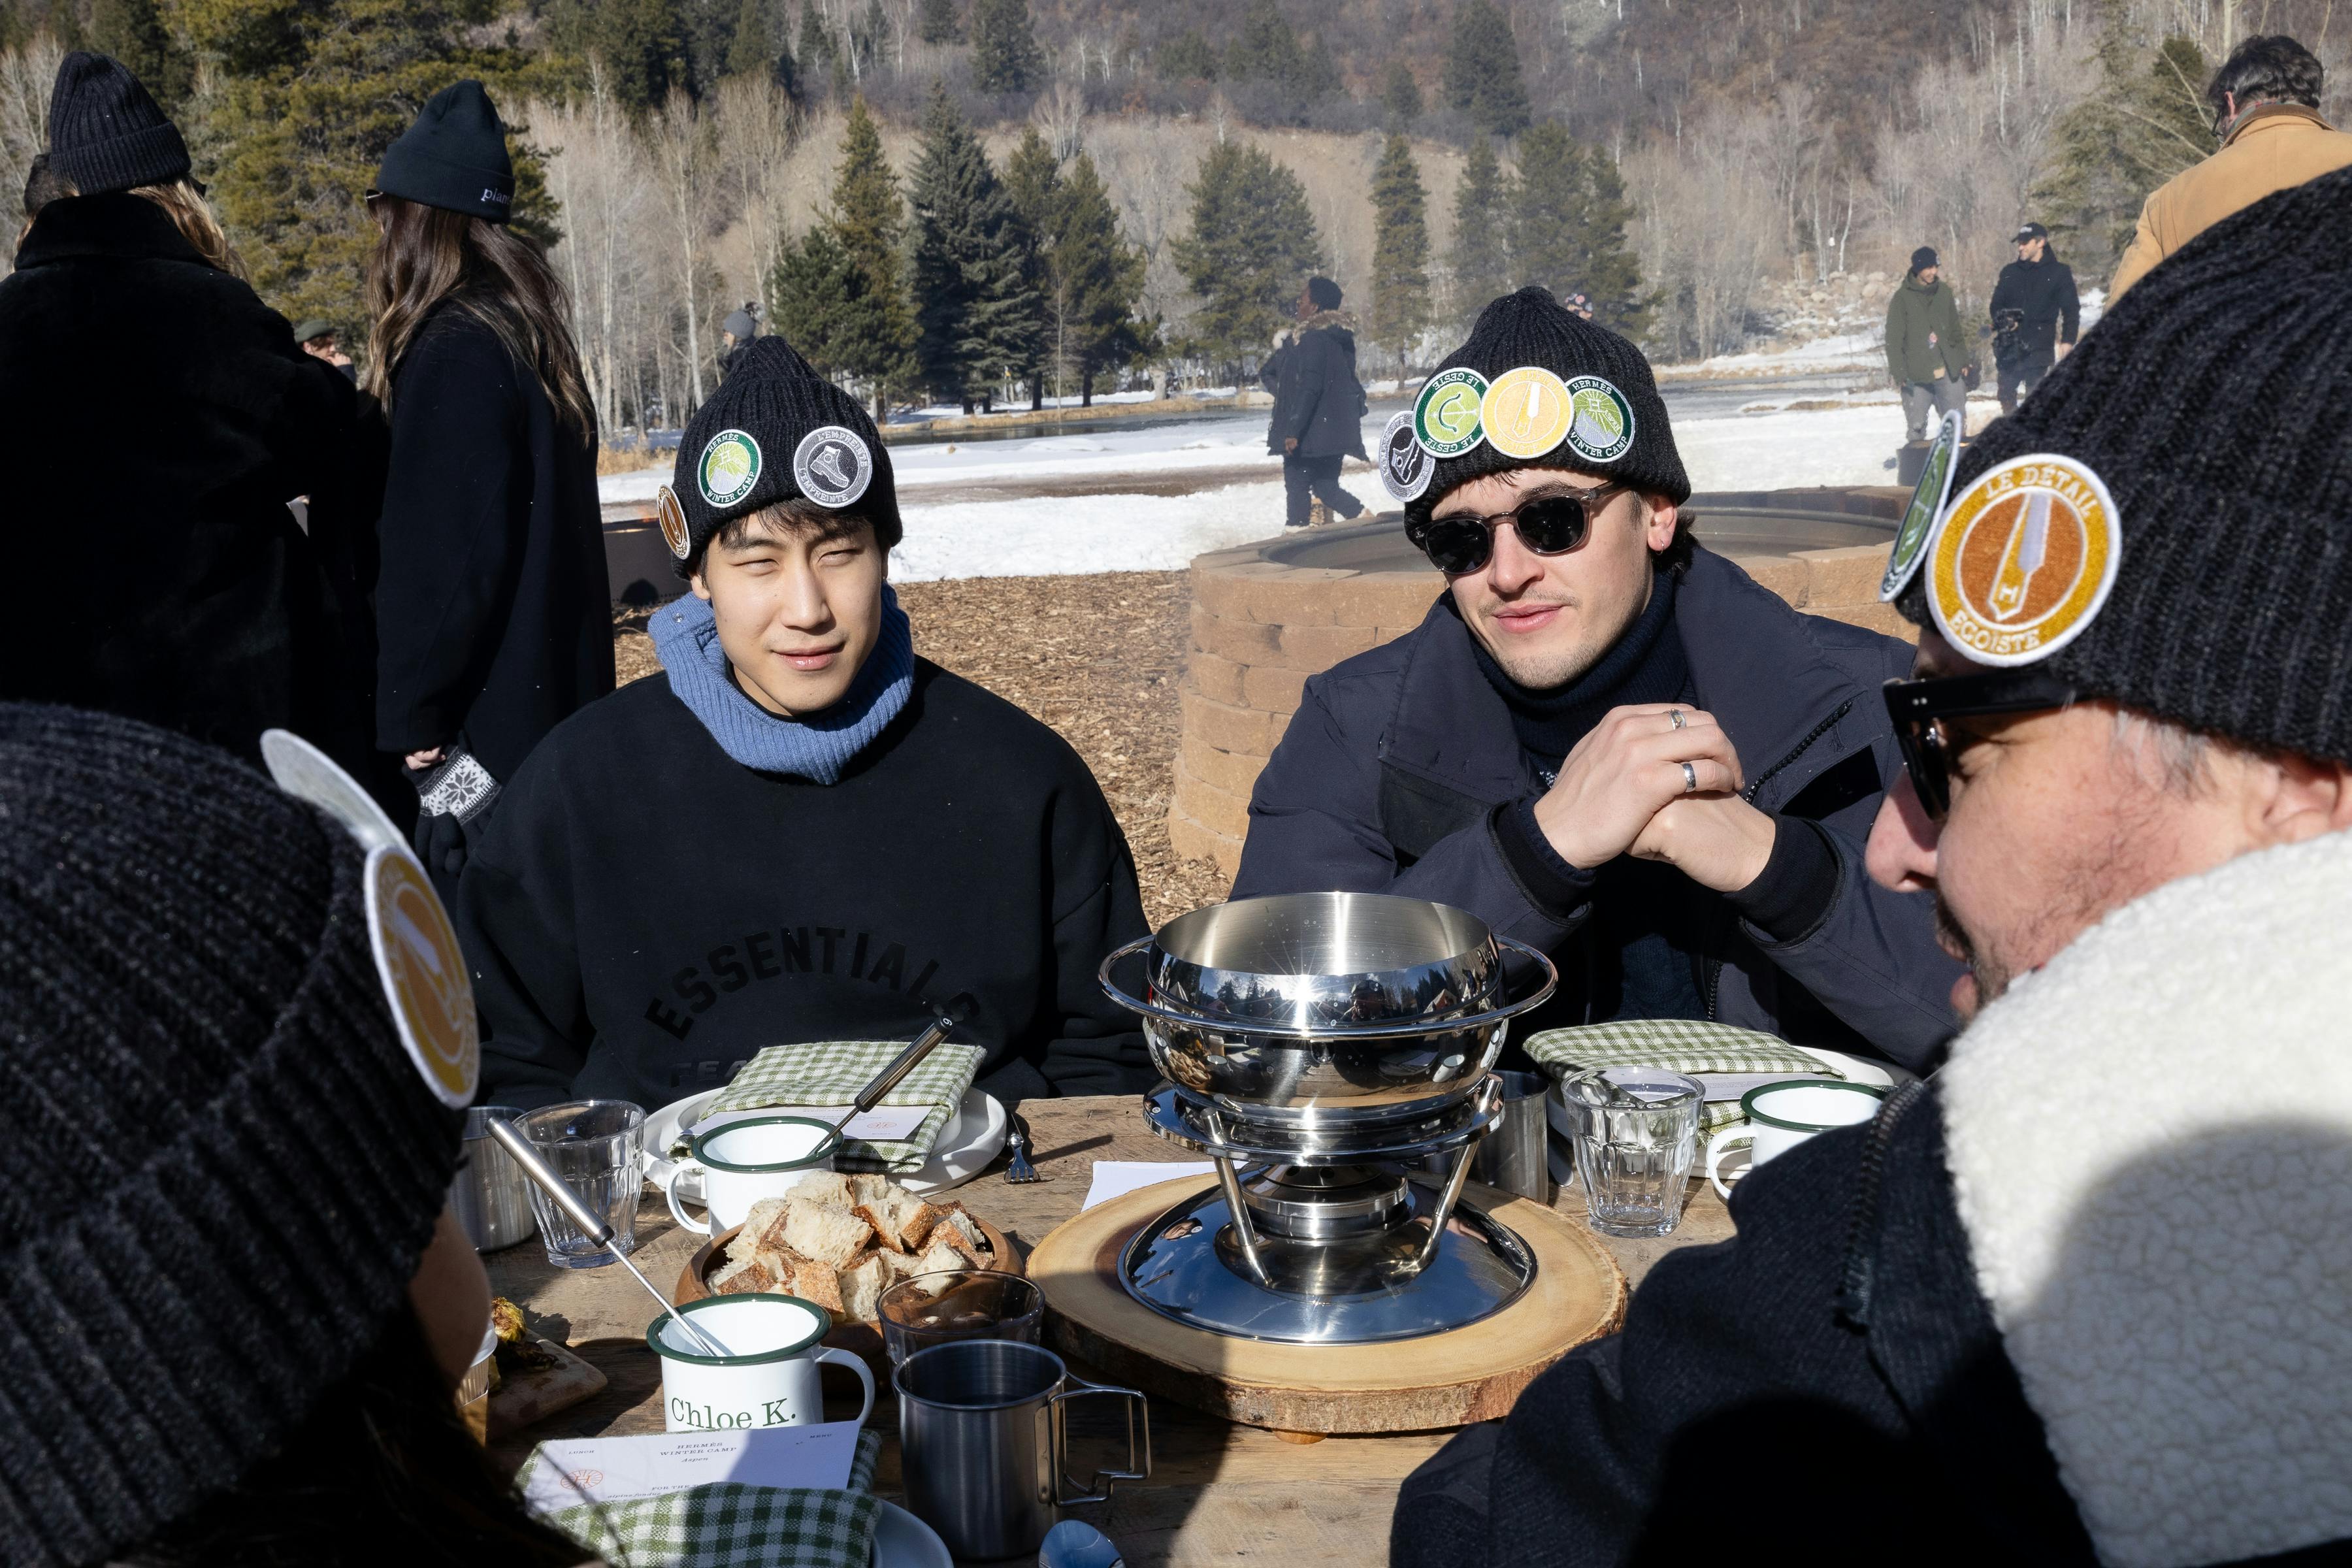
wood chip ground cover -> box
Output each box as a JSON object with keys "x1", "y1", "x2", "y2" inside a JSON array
[{"x1": 613, "y1": 572, "x2": 1233, "y2": 928}]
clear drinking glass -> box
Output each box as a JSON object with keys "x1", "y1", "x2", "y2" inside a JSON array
[
  {"x1": 515, "y1": 1100, "x2": 646, "y2": 1269},
  {"x1": 877, "y1": 1271, "x2": 1045, "y2": 1365},
  {"x1": 1560, "y1": 1068, "x2": 1703, "y2": 1238}
]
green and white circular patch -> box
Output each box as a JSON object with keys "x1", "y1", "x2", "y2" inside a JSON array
[
  {"x1": 697, "y1": 428, "x2": 762, "y2": 508},
  {"x1": 1880, "y1": 408, "x2": 1962, "y2": 602},
  {"x1": 1563, "y1": 376, "x2": 1634, "y2": 465},
  {"x1": 1414, "y1": 368, "x2": 1489, "y2": 457}
]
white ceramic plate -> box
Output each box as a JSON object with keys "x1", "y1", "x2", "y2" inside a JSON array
[
  {"x1": 872, "y1": 1499, "x2": 951, "y2": 1568},
  {"x1": 644, "y1": 1086, "x2": 1007, "y2": 1201}
]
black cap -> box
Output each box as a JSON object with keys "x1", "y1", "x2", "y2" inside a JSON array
[
  {"x1": 2014, "y1": 222, "x2": 2049, "y2": 242},
  {"x1": 1897, "y1": 165, "x2": 2352, "y2": 764},
  {"x1": 46, "y1": 51, "x2": 191, "y2": 197},
  {"x1": 1910, "y1": 246, "x2": 1940, "y2": 272},
  {"x1": 1405, "y1": 286, "x2": 1689, "y2": 537},
  {"x1": 375, "y1": 80, "x2": 515, "y2": 223},
  {"x1": 668, "y1": 335, "x2": 902, "y2": 575}
]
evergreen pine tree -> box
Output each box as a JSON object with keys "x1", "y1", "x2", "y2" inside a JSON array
[
  {"x1": 907, "y1": 82, "x2": 1042, "y2": 408},
  {"x1": 1445, "y1": 0, "x2": 1529, "y2": 137},
  {"x1": 1157, "y1": 27, "x2": 1217, "y2": 82},
  {"x1": 90, "y1": 0, "x2": 191, "y2": 108},
  {"x1": 798, "y1": 3, "x2": 836, "y2": 82},
  {"x1": 1379, "y1": 58, "x2": 1421, "y2": 124},
  {"x1": 1050, "y1": 150, "x2": 1152, "y2": 402},
  {"x1": 50, "y1": 0, "x2": 85, "y2": 51},
  {"x1": 916, "y1": 0, "x2": 960, "y2": 45},
  {"x1": 968, "y1": 0, "x2": 1041, "y2": 95},
  {"x1": 823, "y1": 95, "x2": 919, "y2": 404},
  {"x1": 1511, "y1": 123, "x2": 1648, "y2": 339},
  {"x1": 576, "y1": 0, "x2": 691, "y2": 114},
  {"x1": 770, "y1": 223, "x2": 861, "y2": 376},
  {"x1": 726, "y1": 0, "x2": 768, "y2": 77},
  {"x1": 1367, "y1": 133, "x2": 1431, "y2": 370},
  {"x1": 1448, "y1": 135, "x2": 1513, "y2": 326},
  {"x1": 1298, "y1": 32, "x2": 1341, "y2": 101},
  {"x1": 683, "y1": 0, "x2": 737, "y2": 95},
  {"x1": 1224, "y1": 1, "x2": 1302, "y2": 87},
  {"x1": 1002, "y1": 125, "x2": 1060, "y2": 407},
  {"x1": 1169, "y1": 139, "x2": 1322, "y2": 364},
  {"x1": 2034, "y1": 27, "x2": 2213, "y2": 276}
]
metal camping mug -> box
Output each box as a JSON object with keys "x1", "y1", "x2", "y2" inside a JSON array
[
  {"x1": 449, "y1": 1107, "x2": 537, "y2": 1252},
  {"x1": 894, "y1": 1339, "x2": 1151, "y2": 1560},
  {"x1": 1418, "y1": 1070, "x2": 1555, "y2": 1203}
]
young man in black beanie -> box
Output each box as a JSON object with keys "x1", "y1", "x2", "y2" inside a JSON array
[
  {"x1": 1886, "y1": 246, "x2": 1970, "y2": 441},
  {"x1": 1235, "y1": 286, "x2": 1959, "y2": 1068},
  {"x1": 1394, "y1": 166, "x2": 2352, "y2": 1568},
  {"x1": 459, "y1": 335, "x2": 1152, "y2": 1110}
]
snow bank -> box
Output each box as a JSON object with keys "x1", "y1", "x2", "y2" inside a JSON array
[{"x1": 892, "y1": 481, "x2": 1289, "y2": 581}]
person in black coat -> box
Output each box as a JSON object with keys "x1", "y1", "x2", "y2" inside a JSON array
[
  {"x1": 364, "y1": 81, "x2": 614, "y2": 902},
  {"x1": 1271, "y1": 275, "x2": 1369, "y2": 528},
  {"x1": 1987, "y1": 221, "x2": 2079, "y2": 414},
  {"x1": 0, "y1": 53, "x2": 372, "y2": 777}
]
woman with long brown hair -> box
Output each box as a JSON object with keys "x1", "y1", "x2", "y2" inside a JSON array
[{"x1": 367, "y1": 79, "x2": 613, "y2": 898}]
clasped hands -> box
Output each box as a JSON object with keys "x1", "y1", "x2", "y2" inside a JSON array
[{"x1": 1529, "y1": 703, "x2": 1776, "y2": 893}]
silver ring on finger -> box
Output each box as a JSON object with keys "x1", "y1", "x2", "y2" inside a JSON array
[
  {"x1": 1681, "y1": 760, "x2": 1698, "y2": 793},
  {"x1": 1669, "y1": 709, "x2": 1687, "y2": 729}
]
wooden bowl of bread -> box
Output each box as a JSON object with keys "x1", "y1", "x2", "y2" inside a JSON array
[{"x1": 673, "y1": 1169, "x2": 1021, "y2": 1363}]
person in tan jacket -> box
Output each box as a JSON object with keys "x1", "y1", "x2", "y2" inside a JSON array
[{"x1": 2110, "y1": 34, "x2": 2352, "y2": 301}]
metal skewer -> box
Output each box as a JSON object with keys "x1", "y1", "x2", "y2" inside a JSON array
[
  {"x1": 485, "y1": 1115, "x2": 734, "y2": 1360},
  {"x1": 821, "y1": 993, "x2": 977, "y2": 1143}
]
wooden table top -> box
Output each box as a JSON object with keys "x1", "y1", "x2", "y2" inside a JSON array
[{"x1": 487, "y1": 1094, "x2": 1733, "y2": 1566}]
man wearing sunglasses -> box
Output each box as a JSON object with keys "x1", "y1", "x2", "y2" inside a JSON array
[
  {"x1": 1233, "y1": 286, "x2": 1960, "y2": 1067},
  {"x1": 1392, "y1": 167, "x2": 2352, "y2": 1568}
]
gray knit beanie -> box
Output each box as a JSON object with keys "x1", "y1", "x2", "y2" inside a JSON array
[
  {"x1": 1895, "y1": 163, "x2": 2352, "y2": 762},
  {"x1": 0, "y1": 705, "x2": 463, "y2": 1567},
  {"x1": 664, "y1": 335, "x2": 902, "y2": 576},
  {"x1": 1405, "y1": 286, "x2": 1690, "y2": 538}
]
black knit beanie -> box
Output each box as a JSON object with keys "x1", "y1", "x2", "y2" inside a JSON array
[
  {"x1": 375, "y1": 80, "x2": 515, "y2": 223},
  {"x1": 664, "y1": 334, "x2": 903, "y2": 576},
  {"x1": 46, "y1": 52, "x2": 190, "y2": 197},
  {"x1": 1404, "y1": 286, "x2": 1689, "y2": 539},
  {"x1": 1896, "y1": 163, "x2": 2352, "y2": 764},
  {"x1": 0, "y1": 706, "x2": 465, "y2": 1567},
  {"x1": 1910, "y1": 246, "x2": 1939, "y2": 274}
]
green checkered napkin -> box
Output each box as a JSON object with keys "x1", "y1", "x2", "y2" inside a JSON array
[
  {"x1": 698, "y1": 1041, "x2": 984, "y2": 1174},
  {"x1": 1523, "y1": 1020, "x2": 1844, "y2": 1133},
  {"x1": 531, "y1": 1429, "x2": 884, "y2": 1568}
]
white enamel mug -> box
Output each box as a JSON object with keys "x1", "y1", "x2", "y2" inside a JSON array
[
  {"x1": 1707, "y1": 1079, "x2": 1889, "y2": 1198},
  {"x1": 661, "y1": 1115, "x2": 841, "y2": 1236},
  {"x1": 649, "y1": 1294, "x2": 876, "y2": 1434}
]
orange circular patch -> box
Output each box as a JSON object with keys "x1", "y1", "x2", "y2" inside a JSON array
[
  {"x1": 1927, "y1": 455, "x2": 2121, "y2": 667},
  {"x1": 367, "y1": 848, "x2": 480, "y2": 1108}
]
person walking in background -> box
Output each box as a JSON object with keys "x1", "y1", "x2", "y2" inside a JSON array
[
  {"x1": 0, "y1": 52, "x2": 374, "y2": 778},
  {"x1": 1885, "y1": 247, "x2": 1968, "y2": 442},
  {"x1": 366, "y1": 80, "x2": 613, "y2": 902},
  {"x1": 1987, "y1": 222, "x2": 2079, "y2": 414},
  {"x1": 1270, "y1": 275, "x2": 1369, "y2": 529},
  {"x1": 294, "y1": 318, "x2": 357, "y2": 382},
  {"x1": 2109, "y1": 34, "x2": 2352, "y2": 301},
  {"x1": 717, "y1": 303, "x2": 758, "y2": 380}
]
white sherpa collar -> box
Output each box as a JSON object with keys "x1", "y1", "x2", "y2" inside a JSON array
[{"x1": 1941, "y1": 827, "x2": 2352, "y2": 1568}]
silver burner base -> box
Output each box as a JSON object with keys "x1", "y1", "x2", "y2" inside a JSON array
[{"x1": 1117, "y1": 1177, "x2": 1536, "y2": 1343}]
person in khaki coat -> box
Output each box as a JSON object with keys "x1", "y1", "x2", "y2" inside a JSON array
[{"x1": 2110, "y1": 33, "x2": 2352, "y2": 301}]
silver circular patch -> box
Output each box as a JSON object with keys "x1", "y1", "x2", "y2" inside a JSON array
[
  {"x1": 1378, "y1": 411, "x2": 1433, "y2": 503},
  {"x1": 792, "y1": 425, "x2": 874, "y2": 509}
]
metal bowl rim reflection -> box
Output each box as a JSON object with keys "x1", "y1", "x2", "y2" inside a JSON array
[{"x1": 1100, "y1": 932, "x2": 1559, "y2": 1041}]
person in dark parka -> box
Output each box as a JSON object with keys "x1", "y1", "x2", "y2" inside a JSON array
[
  {"x1": 365, "y1": 80, "x2": 613, "y2": 902},
  {"x1": 0, "y1": 53, "x2": 372, "y2": 776},
  {"x1": 1271, "y1": 274, "x2": 1369, "y2": 528},
  {"x1": 1391, "y1": 168, "x2": 2352, "y2": 1568},
  {"x1": 1987, "y1": 221, "x2": 2079, "y2": 414}
]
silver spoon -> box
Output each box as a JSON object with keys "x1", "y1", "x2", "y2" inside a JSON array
[{"x1": 485, "y1": 1115, "x2": 732, "y2": 1360}]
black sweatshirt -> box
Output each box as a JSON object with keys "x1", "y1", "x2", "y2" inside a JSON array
[{"x1": 457, "y1": 662, "x2": 1154, "y2": 1111}]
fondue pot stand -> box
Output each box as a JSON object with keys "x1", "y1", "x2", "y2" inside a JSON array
[{"x1": 1097, "y1": 893, "x2": 1559, "y2": 1345}]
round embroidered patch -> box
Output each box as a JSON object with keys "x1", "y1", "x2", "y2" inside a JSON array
[
  {"x1": 1378, "y1": 411, "x2": 1433, "y2": 502},
  {"x1": 365, "y1": 846, "x2": 480, "y2": 1110},
  {"x1": 1881, "y1": 408, "x2": 1963, "y2": 602},
  {"x1": 1927, "y1": 454, "x2": 2121, "y2": 667},
  {"x1": 1479, "y1": 366, "x2": 1574, "y2": 461},
  {"x1": 1562, "y1": 376, "x2": 1635, "y2": 465},
  {"x1": 655, "y1": 483, "x2": 691, "y2": 559},
  {"x1": 792, "y1": 426, "x2": 873, "y2": 509},
  {"x1": 259, "y1": 728, "x2": 408, "y2": 857},
  {"x1": 697, "y1": 429, "x2": 762, "y2": 508},
  {"x1": 1413, "y1": 368, "x2": 1489, "y2": 457}
]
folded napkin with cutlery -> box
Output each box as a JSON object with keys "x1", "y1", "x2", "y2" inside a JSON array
[
  {"x1": 535, "y1": 1429, "x2": 885, "y2": 1568},
  {"x1": 694, "y1": 1041, "x2": 985, "y2": 1174},
  {"x1": 1523, "y1": 1020, "x2": 1848, "y2": 1132}
]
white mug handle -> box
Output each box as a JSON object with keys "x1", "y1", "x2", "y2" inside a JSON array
[
  {"x1": 814, "y1": 1345, "x2": 876, "y2": 1428},
  {"x1": 662, "y1": 1161, "x2": 715, "y2": 1235},
  {"x1": 1706, "y1": 1126, "x2": 1753, "y2": 1201}
]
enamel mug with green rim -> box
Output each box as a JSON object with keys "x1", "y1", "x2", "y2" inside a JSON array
[
  {"x1": 660, "y1": 1115, "x2": 841, "y2": 1235},
  {"x1": 649, "y1": 1293, "x2": 876, "y2": 1433},
  {"x1": 1706, "y1": 1079, "x2": 1889, "y2": 1199}
]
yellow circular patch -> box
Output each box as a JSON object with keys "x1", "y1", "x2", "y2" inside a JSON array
[
  {"x1": 656, "y1": 484, "x2": 691, "y2": 559},
  {"x1": 1927, "y1": 454, "x2": 2121, "y2": 667},
  {"x1": 1479, "y1": 367, "x2": 1575, "y2": 460},
  {"x1": 365, "y1": 847, "x2": 479, "y2": 1109}
]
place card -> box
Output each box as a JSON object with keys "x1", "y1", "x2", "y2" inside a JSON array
[
  {"x1": 520, "y1": 1421, "x2": 862, "y2": 1513},
  {"x1": 689, "y1": 1104, "x2": 930, "y2": 1141}
]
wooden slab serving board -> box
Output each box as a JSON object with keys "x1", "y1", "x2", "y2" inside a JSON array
[
  {"x1": 487, "y1": 1335, "x2": 608, "y2": 1439},
  {"x1": 1029, "y1": 1176, "x2": 1626, "y2": 1435}
]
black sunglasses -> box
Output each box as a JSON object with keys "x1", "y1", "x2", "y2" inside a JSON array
[
  {"x1": 1882, "y1": 670, "x2": 2077, "y2": 819},
  {"x1": 1413, "y1": 484, "x2": 1630, "y2": 576}
]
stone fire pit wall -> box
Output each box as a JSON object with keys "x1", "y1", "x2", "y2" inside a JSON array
[{"x1": 1170, "y1": 523, "x2": 1912, "y2": 878}]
